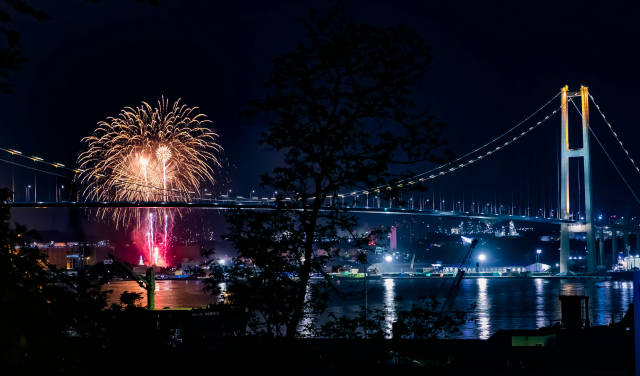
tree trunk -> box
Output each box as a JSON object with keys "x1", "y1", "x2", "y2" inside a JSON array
[{"x1": 285, "y1": 208, "x2": 318, "y2": 339}]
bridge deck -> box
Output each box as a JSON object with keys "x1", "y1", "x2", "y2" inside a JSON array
[{"x1": 5, "y1": 202, "x2": 581, "y2": 225}]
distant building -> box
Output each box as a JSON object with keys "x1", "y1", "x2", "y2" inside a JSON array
[
  {"x1": 36, "y1": 242, "x2": 116, "y2": 270},
  {"x1": 178, "y1": 260, "x2": 198, "y2": 272},
  {"x1": 390, "y1": 227, "x2": 397, "y2": 252},
  {"x1": 443, "y1": 264, "x2": 528, "y2": 273},
  {"x1": 174, "y1": 244, "x2": 203, "y2": 263},
  {"x1": 525, "y1": 263, "x2": 551, "y2": 272},
  {"x1": 623, "y1": 256, "x2": 640, "y2": 271},
  {"x1": 442, "y1": 261, "x2": 550, "y2": 274}
]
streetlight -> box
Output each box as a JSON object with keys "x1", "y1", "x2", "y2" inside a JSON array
[
  {"x1": 250, "y1": 190, "x2": 255, "y2": 204},
  {"x1": 25, "y1": 185, "x2": 31, "y2": 202},
  {"x1": 536, "y1": 249, "x2": 542, "y2": 272},
  {"x1": 31, "y1": 156, "x2": 42, "y2": 202},
  {"x1": 385, "y1": 255, "x2": 393, "y2": 273},
  {"x1": 9, "y1": 149, "x2": 21, "y2": 202},
  {"x1": 477, "y1": 254, "x2": 486, "y2": 273},
  {"x1": 59, "y1": 185, "x2": 65, "y2": 202}
]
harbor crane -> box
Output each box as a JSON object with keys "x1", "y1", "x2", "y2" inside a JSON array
[
  {"x1": 108, "y1": 253, "x2": 156, "y2": 310},
  {"x1": 439, "y1": 239, "x2": 478, "y2": 317},
  {"x1": 409, "y1": 253, "x2": 416, "y2": 275}
]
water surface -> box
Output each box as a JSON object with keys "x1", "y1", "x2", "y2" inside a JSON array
[{"x1": 105, "y1": 277, "x2": 633, "y2": 339}]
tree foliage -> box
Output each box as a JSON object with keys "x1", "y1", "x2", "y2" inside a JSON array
[
  {"x1": 0, "y1": 188, "x2": 165, "y2": 365},
  {"x1": 1, "y1": 188, "x2": 106, "y2": 362},
  {"x1": 205, "y1": 5, "x2": 450, "y2": 339},
  {"x1": 321, "y1": 295, "x2": 475, "y2": 340}
]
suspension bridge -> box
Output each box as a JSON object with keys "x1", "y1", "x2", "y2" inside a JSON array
[{"x1": 3, "y1": 85, "x2": 640, "y2": 274}]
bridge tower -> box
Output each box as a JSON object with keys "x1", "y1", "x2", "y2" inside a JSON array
[{"x1": 560, "y1": 86, "x2": 596, "y2": 273}]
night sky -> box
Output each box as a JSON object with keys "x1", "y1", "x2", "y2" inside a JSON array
[{"x1": 2, "y1": 0, "x2": 640, "y2": 242}]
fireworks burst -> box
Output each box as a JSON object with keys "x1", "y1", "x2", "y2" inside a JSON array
[{"x1": 78, "y1": 97, "x2": 222, "y2": 265}]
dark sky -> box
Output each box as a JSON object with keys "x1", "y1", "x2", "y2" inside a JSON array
[{"x1": 3, "y1": 0, "x2": 640, "y2": 237}]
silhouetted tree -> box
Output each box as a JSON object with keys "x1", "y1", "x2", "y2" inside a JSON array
[
  {"x1": 205, "y1": 4, "x2": 450, "y2": 339},
  {"x1": 0, "y1": 188, "x2": 109, "y2": 363},
  {"x1": 0, "y1": 187, "x2": 167, "y2": 366},
  {"x1": 321, "y1": 296, "x2": 474, "y2": 339}
]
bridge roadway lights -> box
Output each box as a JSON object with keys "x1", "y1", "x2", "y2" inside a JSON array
[{"x1": 4, "y1": 203, "x2": 580, "y2": 223}]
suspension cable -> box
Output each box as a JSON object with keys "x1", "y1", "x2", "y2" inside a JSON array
[
  {"x1": 589, "y1": 93, "x2": 640, "y2": 174},
  {"x1": 0, "y1": 157, "x2": 75, "y2": 179},
  {"x1": 569, "y1": 99, "x2": 640, "y2": 205},
  {"x1": 352, "y1": 93, "x2": 568, "y2": 199},
  {"x1": 0, "y1": 91, "x2": 563, "y2": 202},
  {"x1": 0, "y1": 146, "x2": 204, "y2": 200},
  {"x1": 413, "y1": 90, "x2": 561, "y2": 179}
]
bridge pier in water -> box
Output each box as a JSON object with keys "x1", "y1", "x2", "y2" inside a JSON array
[
  {"x1": 624, "y1": 231, "x2": 630, "y2": 257},
  {"x1": 612, "y1": 229, "x2": 618, "y2": 265},
  {"x1": 598, "y1": 227, "x2": 604, "y2": 268},
  {"x1": 560, "y1": 85, "x2": 597, "y2": 273}
]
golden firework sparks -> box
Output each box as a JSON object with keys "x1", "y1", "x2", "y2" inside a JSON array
[{"x1": 77, "y1": 97, "x2": 222, "y2": 227}]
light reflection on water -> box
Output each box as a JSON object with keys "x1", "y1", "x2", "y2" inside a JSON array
[
  {"x1": 329, "y1": 277, "x2": 635, "y2": 339},
  {"x1": 534, "y1": 278, "x2": 546, "y2": 329},
  {"x1": 106, "y1": 278, "x2": 635, "y2": 338},
  {"x1": 105, "y1": 280, "x2": 220, "y2": 309},
  {"x1": 383, "y1": 278, "x2": 396, "y2": 336},
  {"x1": 476, "y1": 278, "x2": 490, "y2": 339}
]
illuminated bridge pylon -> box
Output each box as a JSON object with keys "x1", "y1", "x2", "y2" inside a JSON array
[{"x1": 560, "y1": 85, "x2": 596, "y2": 273}]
